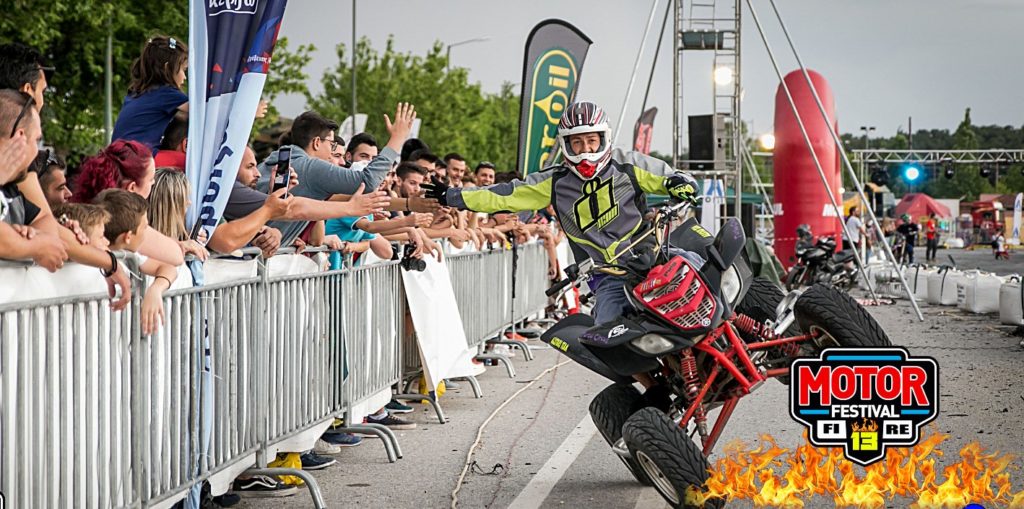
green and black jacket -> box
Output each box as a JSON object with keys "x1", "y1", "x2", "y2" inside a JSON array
[{"x1": 446, "y1": 149, "x2": 687, "y2": 264}]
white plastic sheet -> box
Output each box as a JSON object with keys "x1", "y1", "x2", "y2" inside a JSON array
[{"x1": 401, "y1": 255, "x2": 484, "y2": 390}]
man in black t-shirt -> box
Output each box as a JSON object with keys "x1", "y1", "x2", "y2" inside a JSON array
[{"x1": 896, "y1": 214, "x2": 919, "y2": 264}]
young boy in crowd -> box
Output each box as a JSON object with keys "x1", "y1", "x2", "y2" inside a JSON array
[
  {"x1": 94, "y1": 189, "x2": 178, "y2": 335},
  {"x1": 54, "y1": 203, "x2": 110, "y2": 250}
]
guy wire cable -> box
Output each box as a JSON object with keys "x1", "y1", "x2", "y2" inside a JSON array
[{"x1": 450, "y1": 358, "x2": 572, "y2": 509}]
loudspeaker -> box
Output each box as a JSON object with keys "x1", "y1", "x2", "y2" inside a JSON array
[{"x1": 688, "y1": 115, "x2": 714, "y2": 170}]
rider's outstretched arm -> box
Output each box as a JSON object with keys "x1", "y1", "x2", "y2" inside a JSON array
[
  {"x1": 612, "y1": 148, "x2": 696, "y2": 195},
  {"x1": 445, "y1": 171, "x2": 554, "y2": 214}
]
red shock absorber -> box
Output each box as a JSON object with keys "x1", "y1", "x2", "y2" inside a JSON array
[
  {"x1": 679, "y1": 350, "x2": 708, "y2": 440},
  {"x1": 734, "y1": 313, "x2": 801, "y2": 357}
]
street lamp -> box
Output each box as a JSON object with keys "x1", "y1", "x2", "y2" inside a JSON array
[
  {"x1": 859, "y1": 126, "x2": 876, "y2": 185},
  {"x1": 859, "y1": 126, "x2": 876, "y2": 150},
  {"x1": 758, "y1": 133, "x2": 775, "y2": 151},
  {"x1": 446, "y1": 36, "x2": 491, "y2": 72}
]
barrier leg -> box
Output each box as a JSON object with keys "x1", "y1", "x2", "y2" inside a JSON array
[
  {"x1": 475, "y1": 353, "x2": 516, "y2": 378},
  {"x1": 334, "y1": 425, "x2": 399, "y2": 462},
  {"x1": 445, "y1": 375, "x2": 484, "y2": 398},
  {"x1": 463, "y1": 375, "x2": 483, "y2": 398},
  {"x1": 364, "y1": 423, "x2": 404, "y2": 459},
  {"x1": 392, "y1": 392, "x2": 446, "y2": 424},
  {"x1": 488, "y1": 338, "x2": 534, "y2": 361},
  {"x1": 244, "y1": 468, "x2": 327, "y2": 509}
]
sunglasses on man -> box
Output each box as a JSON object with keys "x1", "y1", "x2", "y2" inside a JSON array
[{"x1": 9, "y1": 94, "x2": 36, "y2": 138}]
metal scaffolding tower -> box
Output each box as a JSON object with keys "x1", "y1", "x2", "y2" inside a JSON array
[{"x1": 673, "y1": 0, "x2": 743, "y2": 218}]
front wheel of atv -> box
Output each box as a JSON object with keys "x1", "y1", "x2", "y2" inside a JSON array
[
  {"x1": 794, "y1": 283, "x2": 892, "y2": 350},
  {"x1": 589, "y1": 384, "x2": 652, "y2": 486},
  {"x1": 622, "y1": 408, "x2": 723, "y2": 509}
]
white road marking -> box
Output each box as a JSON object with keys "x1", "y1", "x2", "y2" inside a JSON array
[
  {"x1": 506, "y1": 414, "x2": 598, "y2": 509},
  {"x1": 634, "y1": 487, "x2": 671, "y2": 509}
]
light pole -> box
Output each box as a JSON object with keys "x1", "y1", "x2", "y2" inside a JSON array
[
  {"x1": 860, "y1": 126, "x2": 875, "y2": 184},
  {"x1": 445, "y1": 37, "x2": 491, "y2": 73},
  {"x1": 859, "y1": 125, "x2": 875, "y2": 150}
]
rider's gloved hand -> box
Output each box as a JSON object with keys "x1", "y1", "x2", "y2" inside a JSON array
[
  {"x1": 420, "y1": 176, "x2": 450, "y2": 207},
  {"x1": 665, "y1": 174, "x2": 700, "y2": 205}
]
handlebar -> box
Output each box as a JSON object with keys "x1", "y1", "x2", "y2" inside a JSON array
[
  {"x1": 545, "y1": 277, "x2": 572, "y2": 297},
  {"x1": 659, "y1": 200, "x2": 691, "y2": 222}
]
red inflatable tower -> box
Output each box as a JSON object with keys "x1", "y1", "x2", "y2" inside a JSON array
[{"x1": 773, "y1": 70, "x2": 842, "y2": 268}]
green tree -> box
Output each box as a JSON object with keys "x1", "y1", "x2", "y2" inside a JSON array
[
  {"x1": 306, "y1": 37, "x2": 519, "y2": 172},
  {"x1": 1, "y1": 0, "x2": 189, "y2": 163},
  {"x1": 254, "y1": 37, "x2": 315, "y2": 136},
  {"x1": 930, "y1": 108, "x2": 989, "y2": 200}
]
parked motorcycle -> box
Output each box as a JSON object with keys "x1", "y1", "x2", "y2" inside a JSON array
[
  {"x1": 542, "y1": 202, "x2": 891, "y2": 508},
  {"x1": 783, "y1": 234, "x2": 858, "y2": 291}
]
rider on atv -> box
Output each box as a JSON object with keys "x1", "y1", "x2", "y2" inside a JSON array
[{"x1": 423, "y1": 101, "x2": 702, "y2": 327}]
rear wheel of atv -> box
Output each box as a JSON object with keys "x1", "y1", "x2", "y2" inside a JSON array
[
  {"x1": 735, "y1": 277, "x2": 801, "y2": 385},
  {"x1": 794, "y1": 283, "x2": 892, "y2": 350},
  {"x1": 589, "y1": 384, "x2": 653, "y2": 486},
  {"x1": 622, "y1": 408, "x2": 723, "y2": 509}
]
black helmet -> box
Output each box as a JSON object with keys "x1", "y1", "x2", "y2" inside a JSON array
[{"x1": 796, "y1": 223, "x2": 812, "y2": 239}]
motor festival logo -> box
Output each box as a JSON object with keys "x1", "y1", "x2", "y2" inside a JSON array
[{"x1": 789, "y1": 347, "x2": 938, "y2": 466}]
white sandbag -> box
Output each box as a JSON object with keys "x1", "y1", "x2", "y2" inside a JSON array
[
  {"x1": 957, "y1": 271, "x2": 1003, "y2": 314},
  {"x1": 999, "y1": 277, "x2": 1024, "y2": 325},
  {"x1": 903, "y1": 265, "x2": 936, "y2": 301},
  {"x1": 927, "y1": 268, "x2": 962, "y2": 305}
]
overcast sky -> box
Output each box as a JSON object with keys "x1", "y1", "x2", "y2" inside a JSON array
[{"x1": 275, "y1": 0, "x2": 1024, "y2": 156}]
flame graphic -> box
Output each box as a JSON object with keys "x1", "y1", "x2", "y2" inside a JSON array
[
  {"x1": 702, "y1": 429, "x2": 1024, "y2": 508},
  {"x1": 851, "y1": 418, "x2": 879, "y2": 433}
]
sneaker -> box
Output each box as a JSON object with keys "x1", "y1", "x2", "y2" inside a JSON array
[
  {"x1": 231, "y1": 475, "x2": 298, "y2": 498},
  {"x1": 313, "y1": 437, "x2": 341, "y2": 454},
  {"x1": 367, "y1": 413, "x2": 417, "y2": 430},
  {"x1": 443, "y1": 379, "x2": 461, "y2": 390},
  {"x1": 300, "y1": 451, "x2": 337, "y2": 470},
  {"x1": 386, "y1": 400, "x2": 415, "y2": 414},
  {"x1": 322, "y1": 432, "x2": 362, "y2": 447}
]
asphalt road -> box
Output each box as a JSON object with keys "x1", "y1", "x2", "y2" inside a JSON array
[
  {"x1": 915, "y1": 245, "x2": 1024, "y2": 276},
  {"x1": 239, "y1": 288, "x2": 1024, "y2": 509}
]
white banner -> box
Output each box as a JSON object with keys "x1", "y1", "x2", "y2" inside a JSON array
[
  {"x1": 401, "y1": 255, "x2": 483, "y2": 391},
  {"x1": 1013, "y1": 192, "x2": 1022, "y2": 241},
  {"x1": 700, "y1": 179, "x2": 725, "y2": 235},
  {"x1": 338, "y1": 114, "x2": 368, "y2": 142}
]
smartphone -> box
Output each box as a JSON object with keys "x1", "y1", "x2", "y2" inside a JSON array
[{"x1": 273, "y1": 146, "x2": 292, "y2": 195}]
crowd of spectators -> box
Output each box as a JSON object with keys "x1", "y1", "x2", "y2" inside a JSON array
[{"x1": 0, "y1": 36, "x2": 565, "y2": 504}]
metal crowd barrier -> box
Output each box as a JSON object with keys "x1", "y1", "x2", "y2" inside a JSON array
[
  {"x1": 446, "y1": 242, "x2": 549, "y2": 350},
  {"x1": 0, "y1": 242, "x2": 550, "y2": 508}
]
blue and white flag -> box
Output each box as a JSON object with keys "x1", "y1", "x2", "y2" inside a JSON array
[
  {"x1": 186, "y1": 0, "x2": 289, "y2": 239},
  {"x1": 182, "y1": 3, "x2": 288, "y2": 507},
  {"x1": 1013, "y1": 192, "x2": 1022, "y2": 241}
]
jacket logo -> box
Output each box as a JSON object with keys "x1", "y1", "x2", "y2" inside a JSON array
[{"x1": 574, "y1": 177, "x2": 619, "y2": 232}]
